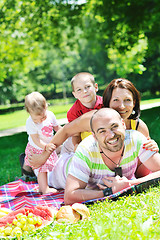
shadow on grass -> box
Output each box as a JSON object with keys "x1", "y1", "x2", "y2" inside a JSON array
[{"x1": 0, "y1": 132, "x2": 28, "y2": 186}]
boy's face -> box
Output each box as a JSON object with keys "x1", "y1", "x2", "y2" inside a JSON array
[{"x1": 72, "y1": 78, "x2": 98, "y2": 105}]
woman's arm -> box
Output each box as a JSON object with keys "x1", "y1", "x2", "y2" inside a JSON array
[
  {"x1": 49, "y1": 110, "x2": 94, "y2": 146},
  {"x1": 137, "y1": 118, "x2": 149, "y2": 137}
]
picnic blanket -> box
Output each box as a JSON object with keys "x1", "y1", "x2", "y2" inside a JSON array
[
  {"x1": 0, "y1": 177, "x2": 160, "y2": 211},
  {"x1": 0, "y1": 180, "x2": 64, "y2": 210}
]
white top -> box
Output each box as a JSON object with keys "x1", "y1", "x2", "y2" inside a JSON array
[{"x1": 26, "y1": 110, "x2": 59, "y2": 149}]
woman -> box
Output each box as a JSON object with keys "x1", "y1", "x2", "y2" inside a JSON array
[
  {"x1": 103, "y1": 78, "x2": 148, "y2": 136},
  {"x1": 103, "y1": 78, "x2": 158, "y2": 177},
  {"x1": 29, "y1": 79, "x2": 158, "y2": 178}
]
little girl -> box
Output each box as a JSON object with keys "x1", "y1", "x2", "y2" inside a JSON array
[{"x1": 24, "y1": 92, "x2": 62, "y2": 194}]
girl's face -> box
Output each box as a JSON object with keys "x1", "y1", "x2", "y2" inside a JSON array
[
  {"x1": 30, "y1": 109, "x2": 47, "y2": 124},
  {"x1": 109, "y1": 87, "x2": 135, "y2": 120}
]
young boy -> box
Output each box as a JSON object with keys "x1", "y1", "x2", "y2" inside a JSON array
[
  {"x1": 67, "y1": 72, "x2": 103, "y2": 122},
  {"x1": 61, "y1": 72, "x2": 103, "y2": 153}
]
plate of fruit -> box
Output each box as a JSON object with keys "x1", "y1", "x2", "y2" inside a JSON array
[{"x1": 0, "y1": 205, "x2": 57, "y2": 239}]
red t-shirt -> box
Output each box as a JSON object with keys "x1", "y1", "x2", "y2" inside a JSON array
[{"x1": 67, "y1": 95, "x2": 103, "y2": 122}]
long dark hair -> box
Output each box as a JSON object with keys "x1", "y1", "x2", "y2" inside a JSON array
[{"x1": 103, "y1": 78, "x2": 141, "y2": 119}]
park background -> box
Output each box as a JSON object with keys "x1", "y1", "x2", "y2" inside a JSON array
[{"x1": 0, "y1": 0, "x2": 160, "y2": 239}]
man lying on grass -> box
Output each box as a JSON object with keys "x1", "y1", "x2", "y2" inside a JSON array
[{"x1": 29, "y1": 108, "x2": 160, "y2": 204}]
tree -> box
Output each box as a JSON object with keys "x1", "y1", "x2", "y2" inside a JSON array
[{"x1": 81, "y1": 0, "x2": 160, "y2": 92}]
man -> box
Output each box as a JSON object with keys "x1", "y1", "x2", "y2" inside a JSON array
[
  {"x1": 64, "y1": 108, "x2": 160, "y2": 204},
  {"x1": 30, "y1": 108, "x2": 160, "y2": 204}
]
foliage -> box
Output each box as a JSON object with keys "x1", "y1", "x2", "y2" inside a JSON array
[
  {"x1": 81, "y1": 0, "x2": 160, "y2": 92},
  {"x1": 0, "y1": 0, "x2": 160, "y2": 104}
]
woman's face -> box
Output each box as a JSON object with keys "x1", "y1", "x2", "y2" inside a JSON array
[{"x1": 109, "y1": 87, "x2": 135, "y2": 120}]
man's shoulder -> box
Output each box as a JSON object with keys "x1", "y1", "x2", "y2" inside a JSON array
[
  {"x1": 125, "y1": 129, "x2": 146, "y2": 138},
  {"x1": 78, "y1": 135, "x2": 97, "y2": 149},
  {"x1": 125, "y1": 130, "x2": 147, "y2": 146}
]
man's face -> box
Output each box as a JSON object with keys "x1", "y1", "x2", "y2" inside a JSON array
[{"x1": 92, "y1": 112, "x2": 125, "y2": 152}]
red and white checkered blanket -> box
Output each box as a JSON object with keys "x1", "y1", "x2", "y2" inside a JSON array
[
  {"x1": 0, "y1": 177, "x2": 159, "y2": 211},
  {"x1": 0, "y1": 180, "x2": 64, "y2": 210}
]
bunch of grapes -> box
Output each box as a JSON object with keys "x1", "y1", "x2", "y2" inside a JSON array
[{"x1": 0, "y1": 212, "x2": 43, "y2": 238}]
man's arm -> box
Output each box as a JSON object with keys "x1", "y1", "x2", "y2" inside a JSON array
[
  {"x1": 29, "y1": 111, "x2": 95, "y2": 168},
  {"x1": 103, "y1": 152, "x2": 160, "y2": 191},
  {"x1": 64, "y1": 174, "x2": 104, "y2": 205}
]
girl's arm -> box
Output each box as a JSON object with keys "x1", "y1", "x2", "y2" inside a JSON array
[
  {"x1": 30, "y1": 134, "x2": 46, "y2": 150},
  {"x1": 138, "y1": 119, "x2": 159, "y2": 152}
]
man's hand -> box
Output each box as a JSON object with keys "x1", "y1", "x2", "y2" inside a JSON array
[
  {"x1": 45, "y1": 143, "x2": 57, "y2": 153},
  {"x1": 97, "y1": 175, "x2": 131, "y2": 194}
]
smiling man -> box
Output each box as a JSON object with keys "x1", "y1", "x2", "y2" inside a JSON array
[
  {"x1": 29, "y1": 108, "x2": 160, "y2": 204},
  {"x1": 64, "y1": 108, "x2": 160, "y2": 204}
]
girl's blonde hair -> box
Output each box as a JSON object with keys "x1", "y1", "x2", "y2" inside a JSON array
[{"x1": 25, "y1": 92, "x2": 47, "y2": 115}]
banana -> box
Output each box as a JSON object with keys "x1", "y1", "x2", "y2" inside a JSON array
[{"x1": 0, "y1": 208, "x2": 12, "y2": 218}]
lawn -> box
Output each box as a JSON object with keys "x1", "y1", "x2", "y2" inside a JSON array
[{"x1": 0, "y1": 103, "x2": 73, "y2": 131}]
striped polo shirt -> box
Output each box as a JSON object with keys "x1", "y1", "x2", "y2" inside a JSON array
[{"x1": 68, "y1": 130, "x2": 155, "y2": 189}]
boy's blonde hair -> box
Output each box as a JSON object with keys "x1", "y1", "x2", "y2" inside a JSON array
[
  {"x1": 71, "y1": 72, "x2": 95, "y2": 91},
  {"x1": 25, "y1": 92, "x2": 47, "y2": 115}
]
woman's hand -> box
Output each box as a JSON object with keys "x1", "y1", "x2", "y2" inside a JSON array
[
  {"x1": 28, "y1": 150, "x2": 50, "y2": 169},
  {"x1": 143, "y1": 137, "x2": 159, "y2": 152}
]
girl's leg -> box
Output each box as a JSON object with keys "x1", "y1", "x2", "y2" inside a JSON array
[{"x1": 38, "y1": 172, "x2": 58, "y2": 194}]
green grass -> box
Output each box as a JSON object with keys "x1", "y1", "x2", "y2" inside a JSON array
[
  {"x1": 0, "y1": 103, "x2": 73, "y2": 131},
  {"x1": 0, "y1": 132, "x2": 28, "y2": 184},
  {"x1": 0, "y1": 98, "x2": 159, "y2": 131},
  {"x1": 140, "y1": 98, "x2": 160, "y2": 105},
  {"x1": 140, "y1": 107, "x2": 160, "y2": 146},
  {"x1": 18, "y1": 187, "x2": 160, "y2": 239}
]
